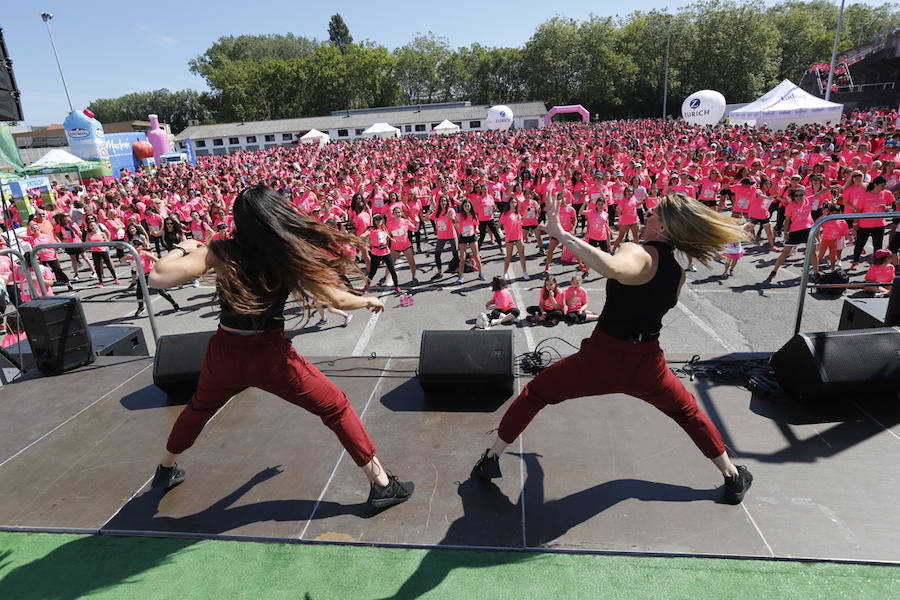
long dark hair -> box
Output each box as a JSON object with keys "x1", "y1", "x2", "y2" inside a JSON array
[{"x1": 210, "y1": 185, "x2": 364, "y2": 319}]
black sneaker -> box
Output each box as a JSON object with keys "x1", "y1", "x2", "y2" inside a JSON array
[
  {"x1": 367, "y1": 471, "x2": 414, "y2": 509},
  {"x1": 473, "y1": 449, "x2": 502, "y2": 480},
  {"x1": 723, "y1": 465, "x2": 753, "y2": 504},
  {"x1": 151, "y1": 464, "x2": 186, "y2": 489}
]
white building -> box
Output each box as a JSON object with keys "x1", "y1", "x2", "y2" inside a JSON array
[{"x1": 173, "y1": 101, "x2": 547, "y2": 156}]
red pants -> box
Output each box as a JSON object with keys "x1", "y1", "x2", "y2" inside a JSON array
[
  {"x1": 165, "y1": 328, "x2": 377, "y2": 466},
  {"x1": 498, "y1": 328, "x2": 726, "y2": 459}
]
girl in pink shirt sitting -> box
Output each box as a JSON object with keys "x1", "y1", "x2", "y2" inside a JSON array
[
  {"x1": 477, "y1": 276, "x2": 520, "y2": 329},
  {"x1": 526, "y1": 276, "x2": 565, "y2": 326},
  {"x1": 864, "y1": 249, "x2": 895, "y2": 297},
  {"x1": 563, "y1": 275, "x2": 598, "y2": 324}
]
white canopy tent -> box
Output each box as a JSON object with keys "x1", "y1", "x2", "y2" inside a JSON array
[
  {"x1": 29, "y1": 149, "x2": 87, "y2": 168},
  {"x1": 431, "y1": 119, "x2": 460, "y2": 135},
  {"x1": 728, "y1": 79, "x2": 843, "y2": 130},
  {"x1": 362, "y1": 122, "x2": 401, "y2": 139},
  {"x1": 299, "y1": 129, "x2": 330, "y2": 145}
]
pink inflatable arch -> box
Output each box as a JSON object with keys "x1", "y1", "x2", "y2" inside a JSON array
[{"x1": 544, "y1": 104, "x2": 590, "y2": 125}]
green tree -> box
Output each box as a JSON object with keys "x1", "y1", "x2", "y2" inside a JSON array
[
  {"x1": 189, "y1": 33, "x2": 318, "y2": 83},
  {"x1": 394, "y1": 32, "x2": 451, "y2": 104},
  {"x1": 680, "y1": 1, "x2": 780, "y2": 104},
  {"x1": 521, "y1": 17, "x2": 585, "y2": 108},
  {"x1": 88, "y1": 89, "x2": 214, "y2": 133},
  {"x1": 346, "y1": 42, "x2": 400, "y2": 107},
  {"x1": 328, "y1": 14, "x2": 353, "y2": 54}
]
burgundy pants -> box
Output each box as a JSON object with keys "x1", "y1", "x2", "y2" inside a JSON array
[
  {"x1": 165, "y1": 328, "x2": 377, "y2": 466},
  {"x1": 498, "y1": 328, "x2": 726, "y2": 459}
]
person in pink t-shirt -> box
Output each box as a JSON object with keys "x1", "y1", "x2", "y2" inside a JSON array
[
  {"x1": 817, "y1": 205, "x2": 851, "y2": 270},
  {"x1": 384, "y1": 205, "x2": 418, "y2": 284},
  {"x1": 499, "y1": 197, "x2": 528, "y2": 280},
  {"x1": 584, "y1": 196, "x2": 613, "y2": 253},
  {"x1": 130, "y1": 238, "x2": 179, "y2": 316},
  {"x1": 864, "y1": 249, "x2": 895, "y2": 296},
  {"x1": 360, "y1": 214, "x2": 400, "y2": 293},
  {"x1": 526, "y1": 276, "x2": 565, "y2": 326},
  {"x1": 851, "y1": 176, "x2": 892, "y2": 270},
  {"x1": 543, "y1": 192, "x2": 577, "y2": 273},
  {"x1": 611, "y1": 186, "x2": 642, "y2": 253},
  {"x1": 563, "y1": 275, "x2": 598, "y2": 324},
  {"x1": 768, "y1": 187, "x2": 820, "y2": 281},
  {"x1": 477, "y1": 276, "x2": 520, "y2": 329},
  {"x1": 520, "y1": 189, "x2": 542, "y2": 247},
  {"x1": 455, "y1": 198, "x2": 484, "y2": 283}
]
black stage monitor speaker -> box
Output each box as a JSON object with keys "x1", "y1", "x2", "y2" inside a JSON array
[
  {"x1": 418, "y1": 330, "x2": 514, "y2": 397},
  {"x1": 0, "y1": 28, "x2": 24, "y2": 122},
  {"x1": 18, "y1": 296, "x2": 94, "y2": 374},
  {"x1": 771, "y1": 327, "x2": 900, "y2": 402},
  {"x1": 153, "y1": 330, "x2": 217, "y2": 396}
]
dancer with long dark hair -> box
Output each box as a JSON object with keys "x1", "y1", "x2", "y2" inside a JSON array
[
  {"x1": 474, "y1": 192, "x2": 754, "y2": 505},
  {"x1": 148, "y1": 184, "x2": 413, "y2": 510}
]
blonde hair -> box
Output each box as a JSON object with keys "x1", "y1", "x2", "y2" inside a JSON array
[{"x1": 655, "y1": 192, "x2": 752, "y2": 266}]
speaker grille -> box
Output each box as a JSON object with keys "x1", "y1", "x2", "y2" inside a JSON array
[{"x1": 810, "y1": 328, "x2": 900, "y2": 383}]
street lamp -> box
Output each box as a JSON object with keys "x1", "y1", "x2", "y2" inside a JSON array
[
  {"x1": 824, "y1": 0, "x2": 846, "y2": 102},
  {"x1": 40, "y1": 11, "x2": 74, "y2": 113}
]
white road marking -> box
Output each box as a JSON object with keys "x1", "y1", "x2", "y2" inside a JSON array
[
  {"x1": 299, "y1": 358, "x2": 392, "y2": 540},
  {"x1": 675, "y1": 302, "x2": 737, "y2": 353},
  {"x1": 351, "y1": 310, "x2": 380, "y2": 356}
]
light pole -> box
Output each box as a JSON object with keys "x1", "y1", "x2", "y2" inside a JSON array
[
  {"x1": 662, "y1": 22, "x2": 671, "y2": 120},
  {"x1": 825, "y1": 0, "x2": 846, "y2": 101},
  {"x1": 40, "y1": 12, "x2": 74, "y2": 113}
]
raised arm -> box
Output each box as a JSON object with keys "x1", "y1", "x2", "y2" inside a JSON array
[
  {"x1": 542, "y1": 194, "x2": 654, "y2": 284},
  {"x1": 148, "y1": 239, "x2": 214, "y2": 289}
]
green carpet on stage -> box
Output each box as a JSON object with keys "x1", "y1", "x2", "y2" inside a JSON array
[{"x1": 0, "y1": 532, "x2": 897, "y2": 599}]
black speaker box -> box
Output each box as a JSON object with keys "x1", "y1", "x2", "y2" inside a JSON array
[
  {"x1": 18, "y1": 296, "x2": 94, "y2": 374},
  {"x1": 418, "y1": 330, "x2": 514, "y2": 397},
  {"x1": 0, "y1": 28, "x2": 24, "y2": 122},
  {"x1": 771, "y1": 327, "x2": 900, "y2": 402},
  {"x1": 153, "y1": 330, "x2": 217, "y2": 396},
  {"x1": 92, "y1": 326, "x2": 149, "y2": 357}
]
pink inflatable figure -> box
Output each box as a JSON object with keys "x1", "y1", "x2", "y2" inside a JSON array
[{"x1": 147, "y1": 114, "x2": 172, "y2": 165}]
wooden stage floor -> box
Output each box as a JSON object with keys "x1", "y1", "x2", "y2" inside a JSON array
[{"x1": 1, "y1": 355, "x2": 897, "y2": 564}]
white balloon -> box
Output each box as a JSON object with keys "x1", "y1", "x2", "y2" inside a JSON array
[
  {"x1": 681, "y1": 90, "x2": 726, "y2": 125},
  {"x1": 486, "y1": 105, "x2": 514, "y2": 131}
]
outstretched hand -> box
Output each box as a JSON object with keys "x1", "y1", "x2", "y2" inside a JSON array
[
  {"x1": 539, "y1": 194, "x2": 565, "y2": 240},
  {"x1": 365, "y1": 297, "x2": 385, "y2": 313}
]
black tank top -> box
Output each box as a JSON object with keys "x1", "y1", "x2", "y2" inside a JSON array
[
  {"x1": 218, "y1": 285, "x2": 289, "y2": 331},
  {"x1": 596, "y1": 241, "x2": 682, "y2": 338}
]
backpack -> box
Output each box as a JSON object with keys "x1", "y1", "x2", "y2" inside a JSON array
[{"x1": 815, "y1": 268, "x2": 849, "y2": 297}]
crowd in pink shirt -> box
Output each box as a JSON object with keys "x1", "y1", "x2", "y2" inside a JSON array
[{"x1": 3, "y1": 112, "x2": 899, "y2": 310}]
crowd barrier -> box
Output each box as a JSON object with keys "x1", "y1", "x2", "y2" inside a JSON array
[{"x1": 794, "y1": 210, "x2": 900, "y2": 335}]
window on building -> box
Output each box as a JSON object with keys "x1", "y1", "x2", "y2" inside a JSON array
[
  {"x1": 338, "y1": 129, "x2": 348, "y2": 137},
  {"x1": 228, "y1": 137, "x2": 239, "y2": 145},
  {"x1": 432, "y1": 123, "x2": 440, "y2": 129},
  {"x1": 282, "y1": 133, "x2": 292, "y2": 140},
  {"x1": 453, "y1": 122, "x2": 462, "y2": 129},
  {"x1": 355, "y1": 128, "x2": 364, "y2": 136},
  {"x1": 404, "y1": 125, "x2": 412, "y2": 132},
  {"x1": 469, "y1": 120, "x2": 481, "y2": 129},
  {"x1": 245, "y1": 145, "x2": 258, "y2": 152},
  {"x1": 195, "y1": 140, "x2": 206, "y2": 147},
  {"x1": 264, "y1": 134, "x2": 275, "y2": 142},
  {"x1": 246, "y1": 135, "x2": 256, "y2": 143},
  {"x1": 415, "y1": 124, "x2": 426, "y2": 132},
  {"x1": 213, "y1": 139, "x2": 224, "y2": 146}
]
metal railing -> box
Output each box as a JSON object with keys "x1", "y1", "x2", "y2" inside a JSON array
[
  {"x1": 794, "y1": 211, "x2": 899, "y2": 336},
  {"x1": 0, "y1": 248, "x2": 38, "y2": 300},
  {"x1": 30, "y1": 241, "x2": 160, "y2": 343}
]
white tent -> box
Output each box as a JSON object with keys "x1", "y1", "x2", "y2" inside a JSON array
[
  {"x1": 29, "y1": 149, "x2": 87, "y2": 167},
  {"x1": 432, "y1": 119, "x2": 460, "y2": 135},
  {"x1": 728, "y1": 79, "x2": 843, "y2": 130},
  {"x1": 300, "y1": 129, "x2": 330, "y2": 146},
  {"x1": 361, "y1": 122, "x2": 401, "y2": 139}
]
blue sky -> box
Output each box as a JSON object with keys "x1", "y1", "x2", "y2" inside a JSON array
[{"x1": 2, "y1": 0, "x2": 852, "y2": 126}]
